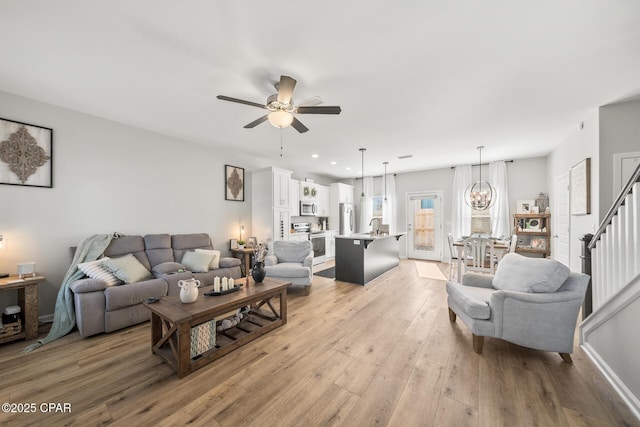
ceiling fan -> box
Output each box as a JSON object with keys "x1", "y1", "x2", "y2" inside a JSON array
[{"x1": 217, "y1": 75, "x2": 341, "y2": 133}]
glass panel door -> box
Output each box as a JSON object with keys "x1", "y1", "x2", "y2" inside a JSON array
[{"x1": 407, "y1": 191, "x2": 442, "y2": 260}]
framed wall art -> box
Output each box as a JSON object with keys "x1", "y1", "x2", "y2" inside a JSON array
[
  {"x1": 0, "y1": 117, "x2": 53, "y2": 188},
  {"x1": 516, "y1": 200, "x2": 535, "y2": 214},
  {"x1": 570, "y1": 158, "x2": 590, "y2": 215},
  {"x1": 225, "y1": 164, "x2": 244, "y2": 201}
]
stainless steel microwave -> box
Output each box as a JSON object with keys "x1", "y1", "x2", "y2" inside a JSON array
[{"x1": 300, "y1": 201, "x2": 318, "y2": 216}]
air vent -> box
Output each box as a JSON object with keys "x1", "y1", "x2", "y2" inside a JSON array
[{"x1": 397, "y1": 154, "x2": 413, "y2": 159}]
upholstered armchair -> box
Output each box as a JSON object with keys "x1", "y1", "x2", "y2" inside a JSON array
[
  {"x1": 446, "y1": 253, "x2": 589, "y2": 362},
  {"x1": 264, "y1": 240, "x2": 314, "y2": 295}
]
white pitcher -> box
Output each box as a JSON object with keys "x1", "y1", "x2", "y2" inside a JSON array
[{"x1": 178, "y1": 278, "x2": 201, "y2": 303}]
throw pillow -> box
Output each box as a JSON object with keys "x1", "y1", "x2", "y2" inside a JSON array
[
  {"x1": 77, "y1": 257, "x2": 123, "y2": 287},
  {"x1": 102, "y1": 254, "x2": 152, "y2": 284},
  {"x1": 181, "y1": 251, "x2": 215, "y2": 273},
  {"x1": 195, "y1": 249, "x2": 221, "y2": 269},
  {"x1": 492, "y1": 253, "x2": 570, "y2": 293}
]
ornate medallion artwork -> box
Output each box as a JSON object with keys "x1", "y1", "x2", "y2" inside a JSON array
[
  {"x1": 225, "y1": 165, "x2": 244, "y2": 201},
  {"x1": 0, "y1": 126, "x2": 50, "y2": 183},
  {"x1": 0, "y1": 118, "x2": 53, "y2": 188}
]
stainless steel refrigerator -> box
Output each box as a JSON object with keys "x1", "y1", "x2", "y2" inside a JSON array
[{"x1": 339, "y1": 203, "x2": 355, "y2": 235}]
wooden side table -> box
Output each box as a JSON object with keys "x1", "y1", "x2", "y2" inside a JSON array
[
  {"x1": 231, "y1": 247, "x2": 256, "y2": 277},
  {"x1": 0, "y1": 274, "x2": 44, "y2": 344}
]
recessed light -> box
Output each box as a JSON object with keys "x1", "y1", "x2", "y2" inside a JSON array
[
  {"x1": 330, "y1": 161, "x2": 337, "y2": 165},
  {"x1": 311, "y1": 154, "x2": 319, "y2": 158},
  {"x1": 346, "y1": 167, "x2": 351, "y2": 170}
]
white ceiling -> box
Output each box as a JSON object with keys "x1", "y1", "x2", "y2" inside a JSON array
[{"x1": 1, "y1": 1, "x2": 640, "y2": 179}]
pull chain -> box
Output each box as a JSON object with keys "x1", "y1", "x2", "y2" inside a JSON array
[{"x1": 280, "y1": 128, "x2": 283, "y2": 158}]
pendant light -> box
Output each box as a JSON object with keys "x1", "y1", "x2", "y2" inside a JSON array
[
  {"x1": 465, "y1": 146, "x2": 495, "y2": 210},
  {"x1": 383, "y1": 161, "x2": 389, "y2": 201},
  {"x1": 359, "y1": 148, "x2": 366, "y2": 198}
]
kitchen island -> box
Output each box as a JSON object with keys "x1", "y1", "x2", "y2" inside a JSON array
[{"x1": 335, "y1": 233, "x2": 404, "y2": 285}]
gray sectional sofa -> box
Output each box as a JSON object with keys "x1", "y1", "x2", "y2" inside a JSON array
[{"x1": 69, "y1": 233, "x2": 241, "y2": 338}]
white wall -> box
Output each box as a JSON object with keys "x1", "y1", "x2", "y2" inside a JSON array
[
  {"x1": 0, "y1": 91, "x2": 256, "y2": 317},
  {"x1": 394, "y1": 157, "x2": 547, "y2": 259},
  {"x1": 546, "y1": 109, "x2": 600, "y2": 272},
  {"x1": 599, "y1": 99, "x2": 640, "y2": 218}
]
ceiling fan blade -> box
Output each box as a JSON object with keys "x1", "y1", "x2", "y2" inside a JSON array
[
  {"x1": 291, "y1": 117, "x2": 309, "y2": 133},
  {"x1": 244, "y1": 115, "x2": 269, "y2": 128},
  {"x1": 299, "y1": 96, "x2": 324, "y2": 107},
  {"x1": 296, "y1": 106, "x2": 341, "y2": 115},
  {"x1": 217, "y1": 95, "x2": 266, "y2": 109},
  {"x1": 276, "y1": 75, "x2": 297, "y2": 104}
]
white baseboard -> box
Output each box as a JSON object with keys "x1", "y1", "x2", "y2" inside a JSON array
[{"x1": 581, "y1": 342, "x2": 640, "y2": 421}]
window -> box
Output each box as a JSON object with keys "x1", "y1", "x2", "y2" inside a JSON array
[
  {"x1": 372, "y1": 196, "x2": 383, "y2": 220},
  {"x1": 471, "y1": 209, "x2": 491, "y2": 234}
]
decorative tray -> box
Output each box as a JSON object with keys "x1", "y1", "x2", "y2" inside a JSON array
[{"x1": 204, "y1": 287, "x2": 240, "y2": 297}]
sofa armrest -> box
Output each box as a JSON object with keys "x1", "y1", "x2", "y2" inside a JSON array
[
  {"x1": 220, "y1": 257, "x2": 241, "y2": 268},
  {"x1": 303, "y1": 253, "x2": 313, "y2": 268},
  {"x1": 69, "y1": 278, "x2": 108, "y2": 293},
  {"x1": 264, "y1": 254, "x2": 278, "y2": 267},
  {"x1": 461, "y1": 273, "x2": 495, "y2": 289}
]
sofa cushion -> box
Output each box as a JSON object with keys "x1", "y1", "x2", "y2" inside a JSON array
[
  {"x1": 151, "y1": 261, "x2": 186, "y2": 277},
  {"x1": 103, "y1": 254, "x2": 153, "y2": 284},
  {"x1": 77, "y1": 257, "x2": 123, "y2": 287},
  {"x1": 265, "y1": 263, "x2": 311, "y2": 279},
  {"x1": 446, "y1": 281, "x2": 493, "y2": 319},
  {"x1": 104, "y1": 278, "x2": 167, "y2": 311},
  {"x1": 492, "y1": 253, "x2": 570, "y2": 293},
  {"x1": 104, "y1": 235, "x2": 151, "y2": 271},
  {"x1": 171, "y1": 233, "x2": 212, "y2": 262},
  {"x1": 181, "y1": 251, "x2": 214, "y2": 273},
  {"x1": 219, "y1": 257, "x2": 241, "y2": 268},
  {"x1": 144, "y1": 234, "x2": 174, "y2": 267},
  {"x1": 195, "y1": 249, "x2": 221, "y2": 269}
]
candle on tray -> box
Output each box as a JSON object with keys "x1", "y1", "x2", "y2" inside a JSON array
[
  {"x1": 222, "y1": 277, "x2": 228, "y2": 291},
  {"x1": 214, "y1": 277, "x2": 220, "y2": 292},
  {"x1": 229, "y1": 278, "x2": 235, "y2": 288}
]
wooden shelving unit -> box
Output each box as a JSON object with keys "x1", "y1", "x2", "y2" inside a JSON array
[{"x1": 513, "y1": 213, "x2": 551, "y2": 258}]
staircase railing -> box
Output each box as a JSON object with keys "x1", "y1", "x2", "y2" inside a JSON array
[{"x1": 584, "y1": 162, "x2": 640, "y2": 313}]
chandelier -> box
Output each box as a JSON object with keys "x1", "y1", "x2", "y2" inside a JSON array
[{"x1": 464, "y1": 146, "x2": 494, "y2": 210}]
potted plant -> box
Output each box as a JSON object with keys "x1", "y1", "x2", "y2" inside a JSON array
[{"x1": 237, "y1": 240, "x2": 246, "y2": 249}]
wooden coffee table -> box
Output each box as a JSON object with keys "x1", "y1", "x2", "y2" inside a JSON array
[{"x1": 144, "y1": 277, "x2": 288, "y2": 378}]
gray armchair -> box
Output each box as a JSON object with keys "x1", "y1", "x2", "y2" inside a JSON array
[
  {"x1": 264, "y1": 240, "x2": 314, "y2": 295},
  {"x1": 446, "y1": 253, "x2": 589, "y2": 362}
]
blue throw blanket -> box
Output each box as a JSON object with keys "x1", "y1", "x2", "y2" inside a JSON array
[{"x1": 24, "y1": 234, "x2": 114, "y2": 353}]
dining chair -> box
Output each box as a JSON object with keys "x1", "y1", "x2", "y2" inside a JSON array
[
  {"x1": 509, "y1": 234, "x2": 518, "y2": 253},
  {"x1": 447, "y1": 233, "x2": 459, "y2": 281},
  {"x1": 461, "y1": 237, "x2": 496, "y2": 275}
]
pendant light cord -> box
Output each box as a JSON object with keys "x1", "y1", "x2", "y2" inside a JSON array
[{"x1": 280, "y1": 128, "x2": 283, "y2": 158}]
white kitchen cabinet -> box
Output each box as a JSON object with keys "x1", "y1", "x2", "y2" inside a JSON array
[
  {"x1": 252, "y1": 167, "x2": 292, "y2": 243},
  {"x1": 326, "y1": 230, "x2": 336, "y2": 259},
  {"x1": 273, "y1": 169, "x2": 290, "y2": 209},
  {"x1": 318, "y1": 184, "x2": 330, "y2": 217},
  {"x1": 331, "y1": 183, "x2": 354, "y2": 204},
  {"x1": 290, "y1": 178, "x2": 300, "y2": 215}
]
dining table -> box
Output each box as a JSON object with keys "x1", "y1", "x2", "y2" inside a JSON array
[{"x1": 452, "y1": 238, "x2": 511, "y2": 281}]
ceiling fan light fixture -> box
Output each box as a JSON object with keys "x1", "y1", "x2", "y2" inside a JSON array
[{"x1": 267, "y1": 110, "x2": 294, "y2": 128}]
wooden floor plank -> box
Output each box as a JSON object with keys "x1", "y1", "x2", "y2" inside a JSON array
[{"x1": 0, "y1": 259, "x2": 637, "y2": 427}]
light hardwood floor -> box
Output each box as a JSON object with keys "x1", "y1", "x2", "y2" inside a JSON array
[{"x1": 0, "y1": 259, "x2": 638, "y2": 427}]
